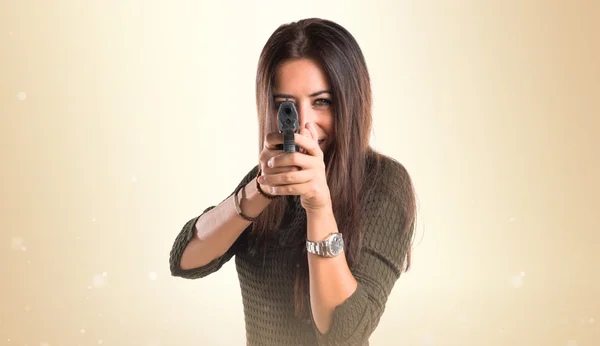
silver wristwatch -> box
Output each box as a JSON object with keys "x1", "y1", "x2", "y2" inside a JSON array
[{"x1": 306, "y1": 232, "x2": 344, "y2": 257}]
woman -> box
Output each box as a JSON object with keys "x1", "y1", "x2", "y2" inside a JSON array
[{"x1": 169, "y1": 18, "x2": 417, "y2": 346}]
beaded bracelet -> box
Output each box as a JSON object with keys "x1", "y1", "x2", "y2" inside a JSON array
[
  {"x1": 256, "y1": 168, "x2": 279, "y2": 200},
  {"x1": 233, "y1": 184, "x2": 259, "y2": 222}
]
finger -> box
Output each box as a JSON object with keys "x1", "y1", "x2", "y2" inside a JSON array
[
  {"x1": 306, "y1": 122, "x2": 319, "y2": 144},
  {"x1": 298, "y1": 128, "x2": 312, "y2": 154},
  {"x1": 264, "y1": 132, "x2": 284, "y2": 150},
  {"x1": 269, "y1": 181, "x2": 317, "y2": 196},
  {"x1": 293, "y1": 133, "x2": 322, "y2": 157},
  {"x1": 268, "y1": 151, "x2": 314, "y2": 170},
  {"x1": 299, "y1": 127, "x2": 311, "y2": 138},
  {"x1": 258, "y1": 169, "x2": 312, "y2": 187},
  {"x1": 261, "y1": 165, "x2": 300, "y2": 175}
]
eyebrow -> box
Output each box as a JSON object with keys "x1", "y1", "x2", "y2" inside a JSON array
[{"x1": 273, "y1": 90, "x2": 332, "y2": 99}]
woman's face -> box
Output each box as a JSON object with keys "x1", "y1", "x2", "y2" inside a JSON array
[{"x1": 272, "y1": 58, "x2": 334, "y2": 154}]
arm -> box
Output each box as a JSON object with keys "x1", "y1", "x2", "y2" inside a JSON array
[
  {"x1": 307, "y1": 172, "x2": 415, "y2": 345},
  {"x1": 169, "y1": 165, "x2": 271, "y2": 279}
]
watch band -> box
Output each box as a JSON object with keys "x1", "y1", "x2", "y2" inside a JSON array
[
  {"x1": 306, "y1": 233, "x2": 343, "y2": 257},
  {"x1": 306, "y1": 239, "x2": 325, "y2": 256}
]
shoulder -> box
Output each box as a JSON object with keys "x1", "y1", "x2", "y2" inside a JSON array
[
  {"x1": 364, "y1": 151, "x2": 414, "y2": 199},
  {"x1": 361, "y1": 150, "x2": 417, "y2": 233}
]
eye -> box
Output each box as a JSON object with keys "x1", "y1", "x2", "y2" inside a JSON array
[{"x1": 314, "y1": 98, "x2": 332, "y2": 107}]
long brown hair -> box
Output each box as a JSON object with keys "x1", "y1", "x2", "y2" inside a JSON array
[{"x1": 252, "y1": 18, "x2": 416, "y2": 317}]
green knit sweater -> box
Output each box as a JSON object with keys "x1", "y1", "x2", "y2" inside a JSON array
[{"x1": 169, "y1": 154, "x2": 414, "y2": 346}]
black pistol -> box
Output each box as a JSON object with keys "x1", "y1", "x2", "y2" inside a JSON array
[{"x1": 276, "y1": 100, "x2": 300, "y2": 152}]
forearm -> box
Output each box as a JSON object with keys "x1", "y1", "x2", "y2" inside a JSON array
[
  {"x1": 180, "y1": 177, "x2": 271, "y2": 269},
  {"x1": 306, "y1": 206, "x2": 358, "y2": 335}
]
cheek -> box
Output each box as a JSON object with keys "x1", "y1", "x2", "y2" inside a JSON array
[{"x1": 321, "y1": 117, "x2": 334, "y2": 136}]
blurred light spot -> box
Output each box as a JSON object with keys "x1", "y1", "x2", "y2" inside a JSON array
[
  {"x1": 11, "y1": 237, "x2": 24, "y2": 250},
  {"x1": 149, "y1": 272, "x2": 158, "y2": 280},
  {"x1": 590, "y1": 317, "x2": 596, "y2": 324},
  {"x1": 98, "y1": 340, "x2": 103, "y2": 345},
  {"x1": 102, "y1": 272, "x2": 107, "y2": 277},
  {"x1": 93, "y1": 274, "x2": 106, "y2": 288},
  {"x1": 423, "y1": 334, "x2": 435, "y2": 345},
  {"x1": 520, "y1": 271, "x2": 525, "y2": 276},
  {"x1": 21, "y1": 246, "x2": 27, "y2": 251},
  {"x1": 40, "y1": 343, "x2": 49, "y2": 346},
  {"x1": 92, "y1": 218, "x2": 96, "y2": 222},
  {"x1": 510, "y1": 275, "x2": 524, "y2": 288},
  {"x1": 25, "y1": 305, "x2": 31, "y2": 312},
  {"x1": 459, "y1": 315, "x2": 468, "y2": 323},
  {"x1": 88, "y1": 285, "x2": 92, "y2": 289},
  {"x1": 566, "y1": 340, "x2": 578, "y2": 346},
  {"x1": 17, "y1": 92, "x2": 26, "y2": 101},
  {"x1": 80, "y1": 329, "x2": 86, "y2": 334},
  {"x1": 132, "y1": 175, "x2": 137, "y2": 182},
  {"x1": 509, "y1": 217, "x2": 516, "y2": 222}
]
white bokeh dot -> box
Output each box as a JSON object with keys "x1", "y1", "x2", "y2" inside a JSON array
[
  {"x1": 80, "y1": 328, "x2": 86, "y2": 334},
  {"x1": 21, "y1": 246, "x2": 27, "y2": 251},
  {"x1": 149, "y1": 272, "x2": 158, "y2": 280},
  {"x1": 93, "y1": 274, "x2": 106, "y2": 288},
  {"x1": 590, "y1": 317, "x2": 596, "y2": 324},
  {"x1": 132, "y1": 175, "x2": 137, "y2": 182},
  {"x1": 520, "y1": 271, "x2": 525, "y2": 276},
  {"x1": 17, "y1": 92, "x2": 26, "y2": 101},
  {"x1": 510, "y1": 275, "x2": 523, "y2": 288},
  {"x1": 102, "y1": 272, "x2": 108, "y2": 277},
  {"x1": 423, "y1": 333, "x2": 435, "y2": 345},
  {"x1": 98, "y1": 340, "x2": 103, "y2": 345}
]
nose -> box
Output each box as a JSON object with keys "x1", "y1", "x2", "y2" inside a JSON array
[{"x1": 297, "y1": 103, "x2": 315, "y2": 131}]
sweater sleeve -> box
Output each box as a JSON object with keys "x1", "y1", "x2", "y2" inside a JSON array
[
  {"x1": 310, "y1": 161, "x2": 416, "y2": 346},
  {"x1": 169, "y1": 165, "x2": 259, "y2": 279}
]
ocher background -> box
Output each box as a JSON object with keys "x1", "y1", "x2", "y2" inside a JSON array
[{"x1": 1, "y1": 1, "x2": 598, "y2": 345}]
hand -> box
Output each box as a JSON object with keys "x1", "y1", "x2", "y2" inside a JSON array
[
  {"x1": 258, "y1": 132, "x2": 302, "y2": 198},
  {"x1": 257, "y1": 123, "x2": 332, "y2": 214}
]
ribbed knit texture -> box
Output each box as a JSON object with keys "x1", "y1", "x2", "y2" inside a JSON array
[{"x1": 169, "y1": 155, "x2": 414, "y2": 346}]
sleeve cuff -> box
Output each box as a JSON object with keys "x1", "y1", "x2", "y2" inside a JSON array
[
  {"x1": 311, "y1": 283, "x2": 374, "y2": 345},
  {"x1": 169, "y1": 206, "x2": 230, "y2": 279}
]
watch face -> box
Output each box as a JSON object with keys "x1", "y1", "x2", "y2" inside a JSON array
[{"x1": 329, "y1": 234, "x2": 344, "y2": 255}]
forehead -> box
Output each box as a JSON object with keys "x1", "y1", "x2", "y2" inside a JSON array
[{"x1": 273, "y1": 58, "x2": 330, "y2": 93}]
